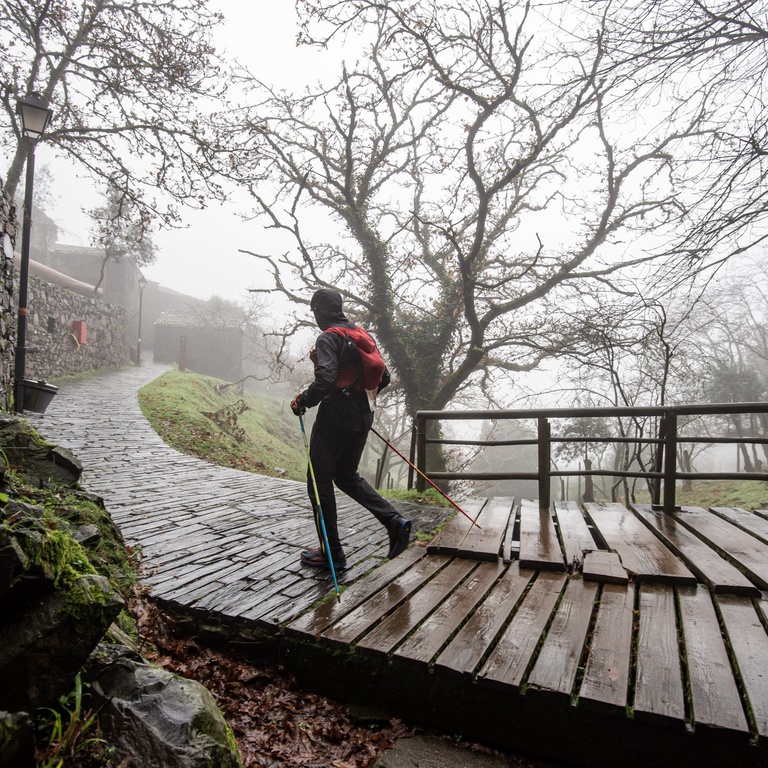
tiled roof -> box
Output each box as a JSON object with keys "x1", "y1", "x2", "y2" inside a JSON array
[{"x1": 155, "y1": 309, "x2": 243, "y2": 330}]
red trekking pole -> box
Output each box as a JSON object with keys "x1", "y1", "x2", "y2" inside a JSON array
[{"x1": 370, "y1": 427, "x2": 481, "y2": 529}]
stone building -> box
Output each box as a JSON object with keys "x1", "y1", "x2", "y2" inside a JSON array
[
  {"x1": 153, "y1": 308, "x2": 248, "y2": 382},
  {"x1": 0, "y1": 181, "x2": 254, "y2": 406}
]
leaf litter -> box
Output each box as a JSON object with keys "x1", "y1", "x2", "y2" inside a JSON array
[
  {"x1": 131, "y1": 595, "x2": 411, "y2": 767},
  {"x1": 130, "y1": 595, "x2": 560, "y2": 768}
]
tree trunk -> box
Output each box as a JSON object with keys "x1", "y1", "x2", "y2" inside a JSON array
[{"x1": 582, "y1": 457, "x2": 595, "y2": 503}]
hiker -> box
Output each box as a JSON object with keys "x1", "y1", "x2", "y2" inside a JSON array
[{"x1": 290, "y1": 288, "x2": 411, "y2": 570}]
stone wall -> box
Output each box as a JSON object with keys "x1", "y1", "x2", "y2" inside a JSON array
[
  {"x1": 24, "y1": 274, "x2": 130, "y2": 380},
  {"x1": 0, "y1": 186, "x2": 17, "y2": 412}
]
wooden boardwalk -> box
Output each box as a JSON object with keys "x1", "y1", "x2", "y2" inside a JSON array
[
  {"x1": 31, "y1": 365, "x2": 768, "y2": 768},
  {"x1": 284, "y1": 498, "x2": 768, "y2": 768}
]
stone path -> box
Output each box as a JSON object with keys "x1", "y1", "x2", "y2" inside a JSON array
[{"x1": 29, "y1": 361, "x2": 399, "y2": 625}]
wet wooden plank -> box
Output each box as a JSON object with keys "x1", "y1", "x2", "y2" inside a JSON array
[
  {"x1": 757, "y1": 594, "x2": 768, "y2": 626},
  {"x1": 502, "y1": 504, "x2": 519, "y2": 562},
  {"x1": 583, "y1": 551, "x2": 629, "y2": 585},
  {"x1": 553, "y1": 500, "x2": 598, "y2": 570},
  {"x1": 478, "y1": 571, "x2": 567, "y2": 690},
  {"x1": 584, "y1": 502, "x2": 696, "y2": 584},
  {"x1": 718, "y1": 594, "x2": 768, "y2": 737},
  {"x1": 527, "y1": 577, "x2": 598, "y2": 697},
  {"x1": 396, "y1": 560, "x2": 504, "y2": 665},
  {"x1": 675, "y1": 506, "x2": 768, "y2": 589},
  {"x1": 321, "y1": 555, "x2": 448, "y2": 646},
  {"x1": 286, "y1": 547, "x2": 426, "y2": 638},
  {"x1": 634, "y1": 584, "x2": 685, "y2": 724},
  {"x1": 434, "y1": 564, "x2": 534, "y2": 676},
  {"x1": 633, "y1": 504, "x2": 759, "y2": 596},
  {"x1": 356, "y1": 558, "x2": 475, "y2": 655},
  {"x1": 518, "y1": 499, "x2": 565, "y2": 571},
  {"x1": 710, "y1": 506, "x2": 768, "y2": 545},
  {"x1": 579, "y1": 583, "x2": 635, "y2": 709},
  {"x1": 459, "y1": 497, "x2": 514, "y2": 561},
  {"x1": 427, "y1": 499, "x2": 487, "y2": 556},
  {"x1": 678, "y1": 586, "x2": 748, "y2": 733}
]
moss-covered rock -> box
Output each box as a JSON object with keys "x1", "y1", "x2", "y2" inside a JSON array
[
  {"x1": 86, "y1": 644, "x2": 244, "y2": 768},
  {"x1": 0, "y1": 415, "x2": 82, "y2": 488},
  {"x1": 0, "y1": 418, "x2": 130, "y2": 711},
  {"x1": 0, "y1": 572, "x2": 122, "y2": 711}
]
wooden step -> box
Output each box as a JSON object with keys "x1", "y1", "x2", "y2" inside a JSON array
[
  {"x1": 584, "y1": 502, "x2": 696, "y2": 584},
  {"x1": 675, "y1": 506, "x2": 768, "y2": 589},
  {"x1": 518, "y1": 499, "x2": 565, "y2": 571}
]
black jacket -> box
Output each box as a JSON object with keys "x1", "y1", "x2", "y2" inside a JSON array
[{"x1": 299, "y1": 289, "x2": 390, "y2": 430}]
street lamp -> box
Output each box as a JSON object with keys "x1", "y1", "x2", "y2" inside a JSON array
[
  {"x1": 14, "y1": 91, "x2": 53, "y2": 412},
  {"x1": 136, "y1": 273, "x2": 147, "y2": 365}
]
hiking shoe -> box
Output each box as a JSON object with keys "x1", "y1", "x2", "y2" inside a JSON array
[
  {"x1": 388, "y1": 517, "x2": 412, "y2": 559},
  {"x1": 301, "y1": 547, "x2": 321, "y2": 558},
  {"x1": 300, "y1": 547, "x2": 347, "y2": 570}
]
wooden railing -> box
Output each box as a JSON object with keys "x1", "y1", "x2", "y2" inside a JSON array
[{"x1": 411, "y1": 403, "x2": 768, "y2": 512}]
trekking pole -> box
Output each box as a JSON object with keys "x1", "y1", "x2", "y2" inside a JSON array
[
  {"x1": 370, "y1": 426, "x2": 481, "y2": 530},
  {"x1": 299, "y1": 414, "x2": 341, "y2": 603}
]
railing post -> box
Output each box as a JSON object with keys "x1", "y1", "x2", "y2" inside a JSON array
[
  {"x1": 663, "y1": 412, "x2": 678, "y2": 513},
  {"x1": 538, "y1": 417, "x2": 551, "y2": 509},
  {"x1": 408, "y1": 424, "x2": 417, "y2": 490},
  {"x1": 415, "y1": 413, "x2": 427, "y2": 493},
  {"x1": 652, "y1": 414, "x2": 666, "y2": 506}
]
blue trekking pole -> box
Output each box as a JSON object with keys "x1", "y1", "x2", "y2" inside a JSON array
[{"x1": 299, "y1": 414, "x2": 341, "y2": 603}]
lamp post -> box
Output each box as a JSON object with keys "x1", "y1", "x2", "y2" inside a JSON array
[
  {"x1": 13, "y1": 92, "x2": 53, "y2": 412},
  {"x1": 136, "y1": 273, "x2": 147, "y2": 365}
]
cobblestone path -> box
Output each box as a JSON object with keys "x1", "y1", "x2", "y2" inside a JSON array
[{"x1": 29, "y1": 362, "x2": 391, "y2": 625}]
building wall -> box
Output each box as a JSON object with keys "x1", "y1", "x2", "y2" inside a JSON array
[
  {"x1": 23, "y1": 274, "x2": 130, "y2": 380},
  {"x1": 140, "y1": 285, "x2": 208, "y2": 351},
  {"x1": 154, "y1": 324, "x2": 244, "y2": 381}
]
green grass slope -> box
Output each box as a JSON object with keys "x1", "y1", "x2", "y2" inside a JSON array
[
  {"x1": 658, "y1": 480, "x2": 768, "y2": 510},
  {"x1": 138, "y1": 370, "x2": 307, "y2": 481}
]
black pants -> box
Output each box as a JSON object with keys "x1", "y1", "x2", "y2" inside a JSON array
[{"x1": 307, "y1": 417, "x2": 400, "y2": 556}]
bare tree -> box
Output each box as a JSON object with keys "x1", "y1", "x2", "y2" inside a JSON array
[
  {"x1": 87, "y1": 185, "x2": 157, "y2": 292},
  {"x1": 231, "y1": 0, "x2": 711, "y2": 421},
  {"x1": 694, "y1": 257, "x2": 768, "y2": 469},
  {"x1": 548, "y1": 289, "x2": 713, "y2": 502},
  {"x1": 0, "y1": 0, "x2": 230, "y2": 225},
  {"x1": 594, "y1": 0, "x2": 768, "y2": 269}
]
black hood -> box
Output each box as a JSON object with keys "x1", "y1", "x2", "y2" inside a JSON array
[{"x1": 310, "y1": 288, "x2": 349, "y2": 330}]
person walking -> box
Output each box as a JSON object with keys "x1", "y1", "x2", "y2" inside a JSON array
[{"x1": 290, "y1": 288, "x2": 411, "y2": 570}]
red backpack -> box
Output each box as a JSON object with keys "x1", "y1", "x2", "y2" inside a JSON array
[{"x1": 324, "y1": 326, "x2": 386, "y2": 392}]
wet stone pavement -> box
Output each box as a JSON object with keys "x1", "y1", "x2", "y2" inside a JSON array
[{"x1": 29, "y1": 360, "x2": 435, "y2": 626}]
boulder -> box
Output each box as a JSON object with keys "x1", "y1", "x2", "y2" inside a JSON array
[
  {"x1": 0, "y1": 416, "x2": 83, "y2": 487},
  {"x1": 0, "y1": 574, "x2": 123, "y2": 711},
  {"x1": 0, "y1": 710, "x2": 35, "y2": 768},
  {"x1": 0, "y1": 536, "x2": 29, "y2": 603},
  {"x1": 86, "y1": 644, "x2": 243, "y2": 768}
]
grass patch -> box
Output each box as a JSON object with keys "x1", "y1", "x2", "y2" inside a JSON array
[
  {"x1": 138, "y1": 370, "x2": 307, "y2": 481},
  {"x1": 635, "y1": 479, "x2": 768, "y2": 510},
  {"x1": 380, "y1": 488, "x2": 451, "y2": 507}
]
